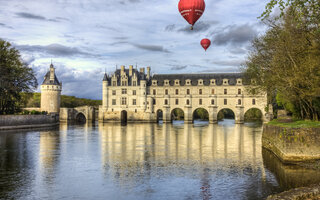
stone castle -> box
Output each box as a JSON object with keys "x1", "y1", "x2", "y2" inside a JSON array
[
  {"x1": 40, "y1": 64, "x2": 269, "y2": 123},
  {"x1": 98, "y1": 65, "x2": 269, "y2": 123}
]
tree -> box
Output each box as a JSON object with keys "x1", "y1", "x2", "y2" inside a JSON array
[
  {"x1": 244, "y1": 8, "x2": 320, "y2": 120},
  {"x1": 0, "y1": 39, "x2": 38, "y2": 114}
]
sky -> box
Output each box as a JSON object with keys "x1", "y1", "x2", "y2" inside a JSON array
[{"x1": 0, "y1": 0, "x2": 270, "y2": 99}]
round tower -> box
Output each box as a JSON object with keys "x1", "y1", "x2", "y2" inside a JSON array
[{"x1": 41, "y1": 64, "x2": 62, "y2": 113}]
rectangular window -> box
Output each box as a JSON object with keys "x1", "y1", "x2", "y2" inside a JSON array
[
  {"x1": 252, "y1": 99, "x2": 256, "y2": 105},
  {"x1": 186, "y1": 99, "x2": 190, "y2": 105},
  {"x1": 153, "y1": 89, "x2": 156, "y2": 95},
  {"x1": 122, "y1": 89, "x2": 127, "y2": 94},
  {"x1": 176, "y1": 99, "x2": 179, "y2": 105},
  {"x1": 211, "y1": 89, "x2": 215, "y2": 95},
  {"x1": 211, "y1": 99, "x2": 214, "y2": 105},
  {"x1": 224, "y1": 89, "x2": 227, "y2": 95},
  {"x1": 199, "y1": 89, "x2": 202, "y2": 95},
  {"x1": 112, "y1": 81, "x2": 116, "y2": 86},
  {"x1": 112, "y1": 90, "x2": 116, "y2": 95},
  {"x1": 238, "y1": 89, "x2": 241, "y2": 95},
  {"x1": 153, "y1": 99, "x2": 156, "y2": 105},
  {"x1": 133, "y1": 90, "x2": 136, "y2": 95},
  {"x1": 112, "y1": 99, "x2": 116, "y2": 105},
  {"x1": 224, "y1": 99, "x2": 227, "y2": 105},
  {"x1": 164, "y1": 99, "x2": 168, "y2": 105},
  {"x1": 165, "y1": 89, "x2": 168, "y2": 95},
  {"x1": 175, "y1": 89, "x2": 179, "y2": 95},
  {"x1": 238, "y1": 99, "x2": 241, "y2": 105},
  {"x1": 133, "y1": 81, "x2": 136, "y2": 86},
  {"x1": 133, "y1": 99, "x2": 136, "y2": 105},
  {"x1": 121, "y1": 97, "x2": 127, "y2": 105},
  {"x1": 187, "y1": 89, "x2": 190, "y2": 95},
  {"x1": 199, "y1": 99, "x2": 202, "y2": 105}
]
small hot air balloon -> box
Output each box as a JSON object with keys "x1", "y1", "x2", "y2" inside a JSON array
[
  {"x1": 178, "y1": 0, "x2": 206, "y2": 30},
  {"x1": 200, "y1": 38, "x2": 211, "y2": 51}
]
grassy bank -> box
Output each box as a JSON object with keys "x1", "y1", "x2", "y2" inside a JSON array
[{"x1": 268, "y1": 119, "x2": 320, "y2": 128}]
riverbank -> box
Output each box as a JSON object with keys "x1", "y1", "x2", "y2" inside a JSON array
[{"x1": 0, "y1": 114, "x2": 59, "y2": 131}]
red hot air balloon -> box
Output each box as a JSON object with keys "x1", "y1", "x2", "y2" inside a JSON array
[
  {"x1": 200, "y1": 38, "x2": 211, "y2": 51},
  {"x1": 178, "y1": 0, "x2": 206, "y2": 30}
]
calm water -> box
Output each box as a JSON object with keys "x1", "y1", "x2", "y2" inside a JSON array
[{"x1": 1, "y1": 120, "x2": 320, "y2": 200}]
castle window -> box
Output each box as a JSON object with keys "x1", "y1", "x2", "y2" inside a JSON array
[
  {"x1": 112, "y1": 81, "x2": 117, "y2": 86},
  {"x1": 175, "y1": 99, "x2": 179, "y2": 105},
  {"x1": 133, "y1": 90, "x2": 136, "y2": 95},
  {"x1": 112, "y1": 90, "x2": 116, "y2": 95},
  {"x1": 211, "y1": 80, "x2": 215, "y2": 85},
  {"x1": 252, "y1": 99, "x2": 256, "y2": 105},
  {"x1": 133, "y1": 99, "x2": 136, "y2": 105},
  {"x1": 122, "y1": 81, "x2": 127, "y2": 86},
  {"x1": 122, "y1": 89, "x2": 127, "y2": 94},
  {"x1": 224, "y1": 89, "x2": 227, "y2": 94},
  {"x1": 152, "y1": 81, "x2": 157, "y2": 85},
  {"x1": 165, "y1": 89, "x2": 168, "y2": 95},
  {"x1": 112, "y1": 99, "x2": 116, "y2": 105},
  {"x1": 198, "y1": 79, "x2": 203, "y2": 85},
  {"x1": 135, "y1": 109, "x2": 137, "y2": 113},
  {"x1": 187, "y1": 89, "x2": 190, "y2": 95},
  {"x1": 186, "y1": 99, "x2": 190, "y2": 105},
  {"x1": 175, "y1": 80, "x2": 180, "y2": 85},
  {"x1": 133, "y1": 81, "x2": 136, "y2": 86},
  {"x1": 164, "y1": 99, "x2": 168, "y2": 105},
  {"x1": 238, "y1": 89, "x2": 241, "y2": 95},
  {"x1": 175, "y1": 89, "x2": 179, "y2": 95},
  {"x1": 121, "y1": 97, "x2": 127, "y2": 105},
  {"x1": 199, "y1": 99, "x2": 202, "y2": 105},
  {"x1": 153, "y1": 89, "x2": 156, "y2": 95},
  {"x1": 211, "y1": 99, "x2": 214, "y2": 105},
  {"x1": 238, "y1": 99, "x2": 241, "y2": 105},
  {"x1": 153, "y1": 99, "x2": 156, "y2": 105},
  {"x1": 224, "y1": 99, "x2": 227, "y2": 105},
  {"x1": 199, "y1": 89, "x2": 202, "y2": 95},
  {"x1": 211, "y1": 89, "x2": 215, "y2": 95}
]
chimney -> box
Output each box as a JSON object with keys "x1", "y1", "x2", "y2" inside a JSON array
[
  {"x1": 147, "y1": 66, "x2": 151, "y2": 79},
  {"x1": 50, "y1": 64, "x2": 55, "y2": 81},
  {"x1": 129, "y1": 65, "x2": 133, "y2": 76},
  {"x1": 121, "y1": 65, "x2": 125, "y2": 76},
  {"x1": 140, "y1": 67, "x2": 145, "y2": 74}
]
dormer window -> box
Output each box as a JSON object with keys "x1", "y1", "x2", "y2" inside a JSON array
[
  {"x1": 210, "y1": 79, "x2": 216, "y2": 85},
  {"x1": 237, "y1": 79, "x2": 242, "y2": 85},
  {"x1": 198, "y1": 79, "x2": 203, "y2": 85},
  {"x1": 175, "y1": 79, "x2": 180, "y2": 85},
  {"x1": 164, "y1": 80, "x2": 170, "y2": 86},
  {"x1": 223, "y1": 79, "x2": 229, "y2": 85},
  {"x1": 152, "y1": 80, "x2": 157, "y2": 86},
  {"x1": 185, "y1": 79, "x2": 191, "y2": 85}
]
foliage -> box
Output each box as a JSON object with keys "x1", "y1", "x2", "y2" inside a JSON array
[
  {"x1": 22, "y1": 93, "x2": 102, "y2": 108},
  {"x1": 193, "y1": 108, "x2": 209, "y2": 120},
  {"x1": 244, "y1": 8, "x2": 320, "y2": 120},
  {"x1": 0, "y1": 39, "x2": 38, "y2": 115},
  {"x1": 217, "y1": 109, "x2": 235, "y2": 120},
  {"x1": 268, "y1": 119, "x2": 320, "y2": 128},
  {"x1": 172, "y1": 108, "x2": 184, "y2": 120},
  {"x1": 244, "y1": 108, "x2": 263, "y2": 121}
]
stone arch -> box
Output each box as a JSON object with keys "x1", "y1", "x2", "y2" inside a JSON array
[
  {"x1": 217, "y1": 108, "x2": 235, "y2": 121},
  {"x1": 171, "y1": 108, "x2": 184, "y2": 122},
  {"x1": 156, "y1": 109, "x2": 163, "y2": 123},
  {"x1": 192, "y1": 107, "x2": 209, "y2": 122},
  {"x1": 244, "y1": 107, "x2": 263, "y2": 122},
  {"x1": 121, "y1": 110, "x2": 127, "y2": 124},
  {"x1": 75, "y1": 112, "x2": 86, "y2": 124}
]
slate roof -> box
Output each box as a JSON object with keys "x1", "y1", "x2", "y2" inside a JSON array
[
  {"x1": 103, "y1": 68, "x2": 147, "y2": 86},
  {"x1": 42, "y1": 71, "x2": 61, "y2": 85},
  {"x1": 149, "y1": 73, "x2": 244, "y2": 86}
]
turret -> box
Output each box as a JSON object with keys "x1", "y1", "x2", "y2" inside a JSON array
[
  {"x1": 129, "y1": 65, "x2": 133, "y2": 77},
  {"x1": 102, "y1": 73, "x2": 109, "y2": 109},
  {"x1": 147, "y1": 66, "x2": 151, "y2": 80}
]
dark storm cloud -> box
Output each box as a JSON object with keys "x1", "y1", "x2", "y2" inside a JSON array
[
  {"x1": 133, "y1": 44, "x2": 170, "y2": 53},
  {"x1": 15, "y1": 12, "x2": 67, "y2": 22},
  {"x1": 15, "y1": 43, "x2": 95, "y2": 57},
  {"x1": 213, "y1": 24, "x2": 257, "y2": 46}
]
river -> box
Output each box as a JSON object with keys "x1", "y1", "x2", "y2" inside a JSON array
[{"x1": 1, "y1": 119, "x2": 320, "y2": 200}]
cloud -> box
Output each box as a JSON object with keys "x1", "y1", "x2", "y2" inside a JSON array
[
  {"x1": 15, "y1": 43, "x2": 96, "y2": 57},
  {"x1": 229, "y1": 47, "x2": 247, "y2": 55},
  {"x1": 165, "y1": 21, "x2": 219, "y2": 33},
  {"x1": 170, "y1": 65, "x2": 188, "y2": 70},
  {"x1": 15, "y1": 12, "x2": 66, "y2": 22},
  {"x1": 213, "y1": 24, "x2": 257, "y2": 46},
  {"x1": 212, "y1": 59, "x2": 244, "y2": 67},
  {"x1": 0, "y1": 23, "x2": 13, "y2": 29},
  {"x1": 132, "y1": 44, "x2": 170, "y2": 53}
]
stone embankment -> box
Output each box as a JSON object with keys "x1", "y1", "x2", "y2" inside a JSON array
[
  {"x1": 262, "y1": 124, "x2": 320, "y2": 163},
  {"x1": 0, "y1": 114, "x2": 59, "y2": 130},
  {"x1": 267, "y1": 184, "x2": 320, "y2": 200}
]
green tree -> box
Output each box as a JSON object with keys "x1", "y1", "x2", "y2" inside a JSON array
[
  {"x1": 244, "y1": 8, "x2": 320, "y2": 120},
  {"x1": 0, "y1": 39, "x2": 38, "y2": 114}
]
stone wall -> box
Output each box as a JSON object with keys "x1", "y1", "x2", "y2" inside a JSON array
[
  {"x1": 0, "y1": 114, "x2": 59, "y2": 130},
  {"x1": 262, "y1": 124, "x2": 320, "y2": 163}
]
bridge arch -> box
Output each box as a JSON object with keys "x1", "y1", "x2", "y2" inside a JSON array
[
  {"x1": 244, "y1": 107, "x2": 263, "y2": 122},
  {"x1": 171, "y1": 108, "x2": 184, "y2": 122},
  {"x1": 217, "y1": 108, "x2": 235, "y2": 122},
  {"x1": 156, "y1": 109, "x2": 163, "y2": 123},
  {"x1": 192, "y1": 107, "x2": 209, "y2": 122},
  {"x1": 75, "y1": 112, "x2": 86, "y2": 124}
]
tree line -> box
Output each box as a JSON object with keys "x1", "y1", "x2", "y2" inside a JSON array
[{"x1": 243, "y1": 0, "x2": 320, "y2": 120}]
